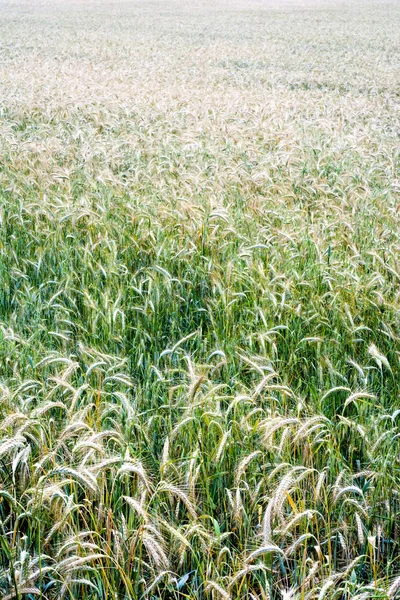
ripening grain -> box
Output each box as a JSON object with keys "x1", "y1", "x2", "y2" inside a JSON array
[{"x1": 0, "y1": 0, "x2": 399, "y2": 598}]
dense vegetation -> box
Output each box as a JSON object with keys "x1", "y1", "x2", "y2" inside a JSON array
[{"x1": 0, "y1": 0, "x2": 400, "y2": 598}]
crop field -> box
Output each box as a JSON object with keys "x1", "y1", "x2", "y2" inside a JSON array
[{"x1": 1, "y1": 0, "x2": 400, "y2": 598}]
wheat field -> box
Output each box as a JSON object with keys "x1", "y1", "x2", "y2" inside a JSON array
[{"x1": 0, "y1": 0, "x2": 400, "y2": 598}]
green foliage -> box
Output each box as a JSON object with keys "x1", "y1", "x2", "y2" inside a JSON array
[{"x1": 0, "y1": 0, "x2": 399, "y2": 598}]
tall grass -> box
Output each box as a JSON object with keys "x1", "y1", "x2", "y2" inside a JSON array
[{"x1": 0, "y1": 0, "x2": 399, "y2": 598}]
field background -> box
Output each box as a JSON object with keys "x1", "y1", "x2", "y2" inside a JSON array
[{"x1": 1, "y1": 0, "x2": 400, "y2": 598}]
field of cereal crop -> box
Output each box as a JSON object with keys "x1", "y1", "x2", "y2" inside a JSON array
[{"x1": 1, "y1": 0, "x2": 400, "y2": 597}]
